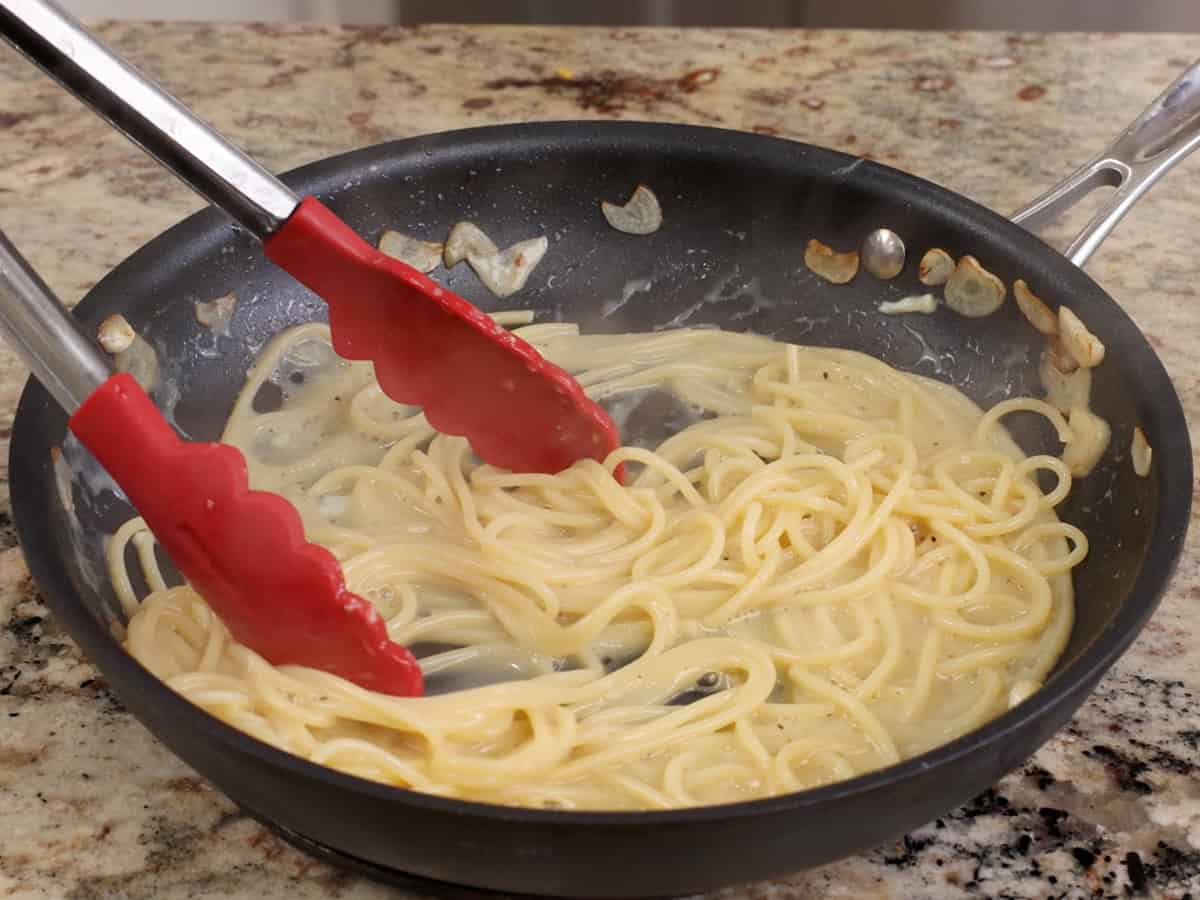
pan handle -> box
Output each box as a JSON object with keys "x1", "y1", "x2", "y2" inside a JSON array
[
  {"x1": 1011, "y1": 60, "x2": 1200, "y2": 268},
  {"x1": 0, "y1": 0, "x2": 299, "y2": 237}
]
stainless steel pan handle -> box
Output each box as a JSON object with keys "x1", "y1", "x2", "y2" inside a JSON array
[
  {"x1": 0, "y1": 0, "x2": 299, "y2": 237},
  {"x1": 1012, "y1": 60, "x2": 1200, "y2": 268}
]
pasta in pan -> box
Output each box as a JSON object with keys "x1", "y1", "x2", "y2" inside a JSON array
[{"x1": 113, "y1": 313, "x2": 1081, "y2": 810}]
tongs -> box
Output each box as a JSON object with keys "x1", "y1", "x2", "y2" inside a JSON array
[
  {"x1": 0, "y1": 228, "x2": 425, "y2": 695},
  {"x1": 0, "y1": 0, "x2": 623, "y2": 698},
  {"x1": 0, "y1": 0, "x2": 618, "y2": 477}
]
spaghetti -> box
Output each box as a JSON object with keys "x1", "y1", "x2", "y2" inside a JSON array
[{"x1": 113, "y1": 315, "x2": 1082, "y2": 810}]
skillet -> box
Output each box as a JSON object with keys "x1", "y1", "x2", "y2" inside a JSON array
[{"x1": 8, "y1": 70, "x2": 1196, "y2": 896}]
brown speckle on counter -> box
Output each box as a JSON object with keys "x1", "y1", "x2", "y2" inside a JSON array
[
  {"x1": 0, "y1": 111, "x2": 33, "y2": 128},
  {"x1": 0, "y1": 23, "x2": 1198, "y2": 900},
  {"x1": 914, "y1": 74, "x2": 955, "y2": 92},
  {"x1": 264, "y1": 64, "x2": 309, "y2": 88},
  {"x1": 747, "y1": 87, "x2": 790, "y2": 106},
  {"x1": 678, "y1": 66, "x2": 720, "y2": 90},
  {"x1": 486, "y1": 64, "x2": 723, "y2": 120},
  {"x1": 1018, "y1": 84, "x2": 1048, "y2": 100}
]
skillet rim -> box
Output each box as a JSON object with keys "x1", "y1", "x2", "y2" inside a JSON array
[{"x1": 10, "y1": 120, "x2": 1193, "y2": 830}]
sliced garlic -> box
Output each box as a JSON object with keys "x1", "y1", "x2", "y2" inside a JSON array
[
  {"x1": 1008, "y1": 679, "x2": 1040, "y2": 709},
  {"x1": 116, "y1": 333, "x2": 160, "y2": 392},
  {"x1": 804, "y1": 239, "x2": 859, "y2": 284},
  {"x1": 1045, "y1": 334, "x2": 1079, "y2": 375},
  {"x1": 379, "y1": 230, "x2": 443, "y2": 273},
  {"x1": 1013, "y1": 279, "x2": 1057, "y2": 335},
  {"x1": 1131, "y1": 427, "x2": 1152, "y2": 477},
  {"x1": 1059, "y1": 306, "x2": 1105, "y2": 368},
  {"x1": 97, "y1": 314, "x2": 135, "y2": 354},
  {"x1": 1039, "y1": 348, "x2": 1091, "y2": 413},
  {"x1": 1062, "y1": 406, "x2": 1111, "y2": 477},
  {"x1": 444, "y1": 221, "x2": 498, "y2": 267},
  {"x1": 194, "y1": 292, "x2": 237, "y2": 337},
  {"x1": 467, "y1": 236, "x2": 549, "y2": 298},
  {"x1": 50, "y1": 445, "x2": 74, "y2": 514},
  {"x1": 918, "y1": 248, "x2": 954, "y2": 286},
  {"x1": 99, "y1": 313, "x2": 159, "y2": 390},
  {"x1": 943, "y1": 255, "x2": 1006, "y2": 317},
  {"x1": 879, "y1": 293, "x2": 938, "y2": 315},
  {"x1": 601, "y1": 185, "x2": 662, "y2": 236}
]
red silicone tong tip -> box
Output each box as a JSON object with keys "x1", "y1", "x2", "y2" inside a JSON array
[
  {"x1": 70, "y1": 374, "x2": 423, "y2": 698},
  {"x1": 264, "y1": 197, "x2": 623, "y2": 479}
]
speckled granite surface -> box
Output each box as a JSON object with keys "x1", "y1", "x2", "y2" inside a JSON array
[{"x1": 0, "y1": 23, "x2": 1197, "y2": 900}]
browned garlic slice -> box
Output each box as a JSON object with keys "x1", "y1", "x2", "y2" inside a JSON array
[
  {"x1": 97, "y1": 314, "x2": 135, "y2": 354},
  {"x1": 194, "y1": 292, "x2": 237, "y2": 337},
  {"x1": 879, "y1": 293, "x2": 938, "y2": 315},
  {"x1": 379, "y1": 230, "x2": 443, "y2": 273},
  {"x1": 1046, "y1": 334, "x2": 1079, "y2": 375},
  {"x1": 1013, "y1": 279, "x2": 1057, "y2": 335},
  {"x1": 97, "y1": 315, "x2": 160, "y2": 391},
  {"x1": 918, "y1": 248, "x2": 954, "y2": 286},
  {"x1": 601, "y1": 185, "x2": 662, "y2": 235},
  {"x1": 444, "y1": 221, "x2": 498, "y2": 267},
  {"x1": 1058, "y1": 306, "x2": 1105, "y2": 368},
  {"x1": 1131, "y1": 427, "x2": 1152, "y2": 477},
  {"x1": 1062, "y1": 406, "x2": 1111, "y2": 477},
  {"x1": 444, "y1": 221, "x2": 549, "y2": 297},
  {"x1": 1039, "y1": 348, "x2": 1091, "y2": 413},
  {"x1": 467, "y1": 236, "x2": 549, "y2": 298},
  {"x1": 1008, "y1": 679, "x2": 1040, "y2": 709},
  {"x1": 116, "y1": 333, "x2": 160, "y2": 391},
  {"x1": 943, "y1": 255, "x2": 1006, "y2": 317},
  {"x1": 50, "y1": 445, "x2": 75, "y2": 514},
  {"x1": 805, "y1": 239, "x2": 859, "y2": 284}
]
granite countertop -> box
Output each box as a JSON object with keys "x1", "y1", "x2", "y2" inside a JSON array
[{"x1": 0, "y1": 22, "x2": 1197, "y2": 900}]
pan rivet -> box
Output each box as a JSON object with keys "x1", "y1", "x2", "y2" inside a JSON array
[{"x1": 862, "y1": 228, "x2": 906, "y2": 280}]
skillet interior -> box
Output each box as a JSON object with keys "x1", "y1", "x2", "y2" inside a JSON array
[{"x1": 9, "y1": 122, "x2": 1191, "y2": 897}]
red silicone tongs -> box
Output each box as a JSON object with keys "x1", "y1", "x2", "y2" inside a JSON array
[
  {"x1": 0, "y1": 0, "x2": 618, "y2": 476},
  {"x1": 0, "y1": 1, "x2": 622, "y2": 697},
  {"x1": 0, "y1": 227, "x2": 424, "y2": 695}
]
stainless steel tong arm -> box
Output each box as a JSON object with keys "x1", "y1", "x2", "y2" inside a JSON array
[{"x1": 0, "y1": 0, "x2": 300, "y2": 237}]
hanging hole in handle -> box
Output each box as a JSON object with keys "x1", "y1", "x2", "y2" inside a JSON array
[
  {"x1": 1025, "y1": 162, "x2": 1125, "y2": 257},
  {"x1": 1089, "y1": 162, "x2": 1129, "y2": 191}
]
